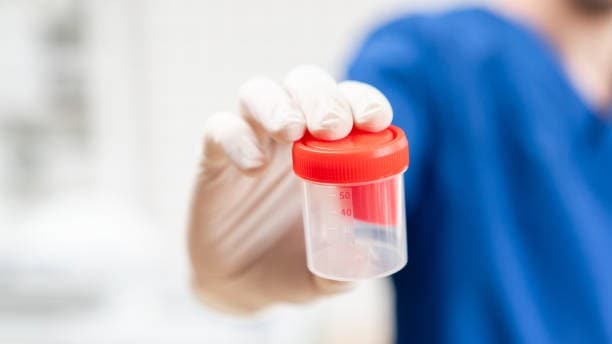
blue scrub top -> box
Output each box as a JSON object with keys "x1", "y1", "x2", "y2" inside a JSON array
[{"x1": 347, "y1": 7, "x2": 612, "y2": 344}]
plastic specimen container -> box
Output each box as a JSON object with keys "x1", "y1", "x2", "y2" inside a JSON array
[{"x1": 292, "y1": 125, "x2": 410, "y2": 281}]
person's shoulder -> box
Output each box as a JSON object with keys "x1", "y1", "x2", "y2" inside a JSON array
[
  {"x1": 347, "y1": 6, "x2": 532, "y2": 100},
  {"x1": 363, "y1": 7, "x2": 519, "y2": 64}
]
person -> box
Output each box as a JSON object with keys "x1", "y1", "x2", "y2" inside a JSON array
[{"x1": 187, "y1": 0, "x2": 612, "y2": 342}]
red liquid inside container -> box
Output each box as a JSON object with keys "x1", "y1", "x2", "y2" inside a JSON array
[{"x1": 350, "y1": 178, "x2": 397, "y2": 226}]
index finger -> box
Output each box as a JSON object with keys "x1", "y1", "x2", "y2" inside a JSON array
[
  {"x1": 239, "y1": 77, "x2": 306, "y2": 143},
  {"x1": 283, "y1": 65, "x2": 353, "y2": 140}
]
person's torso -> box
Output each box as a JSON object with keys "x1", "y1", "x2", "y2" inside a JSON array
[{"x1": 359, "y1": 8, "x2": 612, "y2": 343}]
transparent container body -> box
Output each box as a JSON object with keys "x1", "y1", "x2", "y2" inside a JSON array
[{"x1": 301, "y1": 174, "x2": 407, "y2": 281}]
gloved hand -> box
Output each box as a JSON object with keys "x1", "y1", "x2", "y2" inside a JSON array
[{"x1": 189, "y1": 65, "x2": 393, "y2": 314}]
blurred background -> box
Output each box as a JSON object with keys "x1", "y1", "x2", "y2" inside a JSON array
[{"x1": 0, "y1": 0, "x2": 470, "y2": 342}]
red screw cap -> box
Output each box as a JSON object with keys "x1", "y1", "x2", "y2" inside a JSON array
[{"x1": 292, "y1": 125, "x2": 409, "y2": 184}]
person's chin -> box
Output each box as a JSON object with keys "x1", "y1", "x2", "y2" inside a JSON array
[{"x1": 569, "y1": 0, "x2": 612, "y2": 14}]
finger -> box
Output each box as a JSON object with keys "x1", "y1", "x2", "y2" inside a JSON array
[
  {"x1": 283, "y1": 65, "x2": 353, "y2": 140},
  {"x1": 238, "y1": 77, "x2": 306, "y2": 143},
  {"x1": 338, "y1": 81, "x2": 393, "y2": 132},
  {"x1": 202, "y1": 112, "x2": 268, "y2": 173}
]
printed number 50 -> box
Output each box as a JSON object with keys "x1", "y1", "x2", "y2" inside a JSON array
[{"x1": 339, "y1": 191, "x2": 351, "y2": 199}]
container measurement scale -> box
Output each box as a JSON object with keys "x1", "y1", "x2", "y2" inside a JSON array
[{"x1": 292, "y1": 125, "x2": 410, "y2": 281}]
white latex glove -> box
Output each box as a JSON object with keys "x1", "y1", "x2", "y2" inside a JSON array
[{"x1": 189, "y1": 65, "x2": 393, "y2": 314}]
